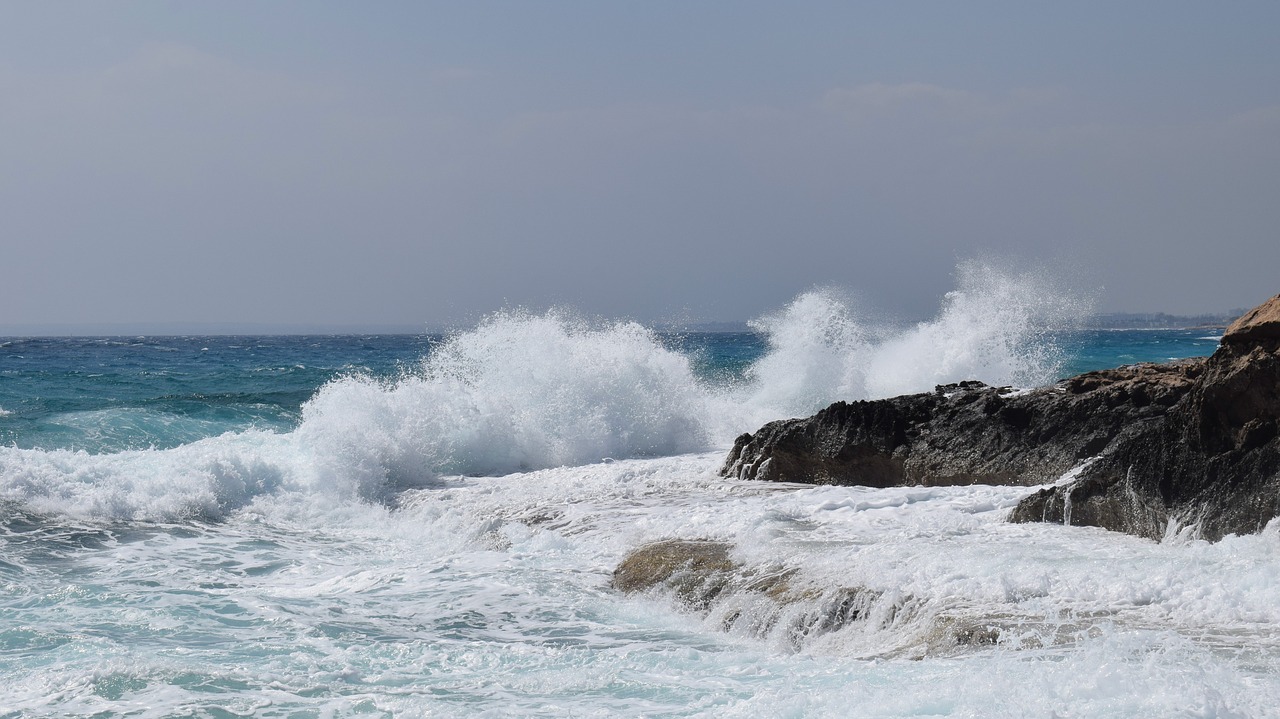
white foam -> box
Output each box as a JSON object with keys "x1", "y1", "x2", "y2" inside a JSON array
[
  {"x1": 295, "y1": 310, "x2": 712, "y2": 493},
  {"x1": 5, "y1": 452, "x2": 1280, "y2": 716},
  {"x1": 739, "y1": 262, "x2": 1081, "y2": 421},
  {"x1": 0, "y1": 263, "x2": 1086, "y2": 522}
]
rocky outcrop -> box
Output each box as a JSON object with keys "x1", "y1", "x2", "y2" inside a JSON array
[
  {"x1": 1222, "y1": 294, "x2": 1280, "y2": 345},
  {"x1": 612, "y1": 539, "x2": 742, "y2": 610},
  {"x1": 722, "y1": 361, "x2": 1204, "y2": 488},
  {"x1": 1011, "y1": 294, "x2": 1280, "y2": 540},
  {"x1": 724, "y1": 294, "x2": 1280, "y2": 541}
]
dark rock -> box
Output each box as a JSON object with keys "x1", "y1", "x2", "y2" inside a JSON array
[
  {"x1": 722, "y1": 293, "x2": 1280, "y2": 541},
  {"x1": 721, "y1": 360, "x2": 1203, "y2": 488},
  {"x1": 1011, "y1": 321, "x2": 1280, "y2": 540}
]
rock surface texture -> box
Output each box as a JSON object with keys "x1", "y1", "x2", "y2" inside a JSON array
[
  {"x1": 722, "y1": 363, "x2": 1204, "y2": 488},
  {"x1": 1012, "y1": 294, "x2": 1280, "y2": 540},
  {"x1": 723, "y1": 294, "x2": 1280, "y2": 541}
]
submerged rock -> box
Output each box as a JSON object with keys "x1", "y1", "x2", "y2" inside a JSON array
[
  {"x1": 725, "y1": 293, "x2": 1280, "y2": 541},
  {"x1": 612, "y1": 539, "x2": 1006, "y2": 655},
  {"x1": 611, "y1": 539, "x2": 739, "y2": 609}
]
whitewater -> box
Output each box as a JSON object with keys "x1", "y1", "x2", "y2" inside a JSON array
[{"x1": 1, "y1": 267, "x2": 1273, "y2": 718}]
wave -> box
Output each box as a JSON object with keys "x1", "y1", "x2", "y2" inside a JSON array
[
  {"x1": 0, "y1": 264, "x2": 1085, "y2": 521},
  {"x1": 741, "y1": 262, "x2": 1079, "y2": 418},
  {"x1": 293, "y1": 311, "x2": 713, "y2": 494}
]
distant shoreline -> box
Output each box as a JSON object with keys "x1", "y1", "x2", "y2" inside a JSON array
[{"x1": 1080, "y1": 312, "x2": 1241, "y2": 331}]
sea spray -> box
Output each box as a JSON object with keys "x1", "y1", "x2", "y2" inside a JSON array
[
  {"x1": 0, "y1": 314, "x2": 714, "y2": 519},
  {"x1": 739, "y1": 262, "x2": 1085, "y2": 420},
  {"x1": 0, "y1": 264, "x2": 1086, "y2": 522},
  {"x1": 741, "y1": 288, "x2": 872, "y2": 419},
  {"x1": 296, "y1": 310, "x2": 713, "y2": 494},
  {"x1": 863, "y1": 262, "x2": 1083, "y2": 397}
]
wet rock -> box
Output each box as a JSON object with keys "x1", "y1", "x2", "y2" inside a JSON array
[
  {"x1": 612, "y1": 541, "x2": 1035, "y2": 656},
  {"x1": 612, "y1": 541, "x2": 924, "y2": 652},
  {"x1": 611, "y1": 539, "x2": 738, "y2": 609},
  {"x1": 1012, "y1": 307, "x2": 1280, "y2": 540},
  {"x1": 725, "y1": 293, "x2": 1280, "y2": 541},
  {"x1": 721, "y1": 361, "x2": 1203, "y2": 488}
]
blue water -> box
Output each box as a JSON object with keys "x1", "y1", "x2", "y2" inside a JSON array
[
  {"x1": 0, "y1": 335, "x2": 434, "y2": 452},
  {"x1": 8, "y1": 295, "x2": 1275, "y2": 719},
  {"x1": 0, "y1": 329, "x2": 1218, "y2": 454}
]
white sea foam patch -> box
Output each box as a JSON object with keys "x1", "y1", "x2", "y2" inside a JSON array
[
  {"x1": 295, "y1": 310, "x2": 714, "y2": 494},
  {"x1": 0, "y1": 431, "x2": 292, "y2": 521},
  {"x1": 740, "y1": 262, "x2": 1085, "y2": 420},
  {"x1": 5, "y1": 453, "x2": 1280, "y2": 717}
]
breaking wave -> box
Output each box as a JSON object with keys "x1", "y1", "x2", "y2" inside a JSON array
[{"x1": 0, "y1": 264, "x2": 1086, "y2": 520}]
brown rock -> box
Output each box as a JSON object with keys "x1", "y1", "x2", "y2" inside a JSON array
[
  {"x1": 1223, "y1": 294, "x2": 1280, "y2": 345},
  {"x1": 611, "y1": 540, "x2": 737, "y2": 609}
]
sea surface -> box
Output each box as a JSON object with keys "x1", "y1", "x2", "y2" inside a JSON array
[{"x1": 2, "y1": 284, "x2": 1270, "y2": 718}]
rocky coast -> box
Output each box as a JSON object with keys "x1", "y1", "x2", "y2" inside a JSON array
[{"x1": 719, "y1": 294, "x2": 1280, "y2": 541}]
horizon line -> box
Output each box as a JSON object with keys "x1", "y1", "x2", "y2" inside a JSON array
[{"x1": 0, "y1": 310, "x2": 1246, "y2": 338}]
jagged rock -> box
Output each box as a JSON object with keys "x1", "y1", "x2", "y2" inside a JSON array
[
  {"x1": 1222, "y1": 293, "x2": 1280, "y2": 345},
  {"x1": 721, "y1": 361, "x2": 1203, "y2": 487},
  {"x1": 722, "y1": 293, "x2": 1280, "y2": 541},
  {"x1": 1011, "y1": 312, "x2": 1280, "y2": 540}
]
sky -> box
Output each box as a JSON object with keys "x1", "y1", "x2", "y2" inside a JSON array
[{"x1": 2, "y1": 2, "x2": 1279, "y2": 332}]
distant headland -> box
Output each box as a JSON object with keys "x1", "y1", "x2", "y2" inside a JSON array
[{"x1": 1081, "y1": 311, "x2": 1244, "y2": 330}]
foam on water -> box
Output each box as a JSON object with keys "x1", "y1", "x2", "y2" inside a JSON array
[
  {"x1": 0, "y1": 264, "x2": 1080, "y2": 522},
  {"x1": 5, "y1": 453, "x2": 1279, "y2": 716},
  {"x1": 295, "y1": 310, "x2": 712, "y2": 491}
]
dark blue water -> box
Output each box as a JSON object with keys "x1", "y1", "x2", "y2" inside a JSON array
[{"x1": 1056, "y1": 329, "x2": 1222, "y2": 377}]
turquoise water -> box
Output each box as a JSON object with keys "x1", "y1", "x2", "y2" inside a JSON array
[
  {"x1": 7, "y1": 293, "x2": 1276, "y2": 718},
  {"x1": 0, "y1": 329, "x2": 1218, "y2": 453}
]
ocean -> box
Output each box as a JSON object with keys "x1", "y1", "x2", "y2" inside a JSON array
[{"x1": 1, "y1": 285, "x2": 1270, "y2": 718}]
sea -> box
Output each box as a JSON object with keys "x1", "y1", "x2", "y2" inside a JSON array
[{"x1": 2, "y1": 283, "x2": 1273, "y2": 718}]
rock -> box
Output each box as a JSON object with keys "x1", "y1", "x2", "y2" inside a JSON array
[
  {"x1": 611, "y1": 539, "x2": 738, "y2": 609},
  {"x1": 1011, "y1": 313, "x2": 1280, "y2": 540},
  {"x1": 611, "y1": 539, "x2": 1004, "y2": 654},
  {"x1": 725, "y1": 293, "x2": 1280, "y2": 541},
  {"x1": 722, "y1": 361, "x2": 1203, "y2": 488},
  {"x1": 1222, "y1": 294, "x2": 1280, "y2": 346}
]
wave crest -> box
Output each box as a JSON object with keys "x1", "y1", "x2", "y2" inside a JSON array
[
  {"x1": 295, "y1": 311, "x2": 711, "y2": 496},
  {"x1": 0, "y1": 264, "x2": 1085, "y2": 520}
]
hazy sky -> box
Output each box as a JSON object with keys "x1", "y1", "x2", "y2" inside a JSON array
[{"x1": 3, "y1": 2, "x2": 1278, "y2": 331}]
